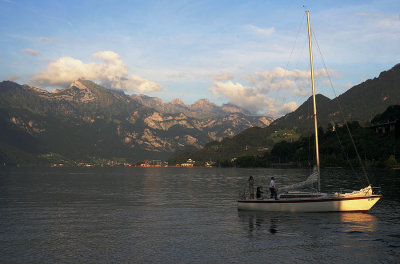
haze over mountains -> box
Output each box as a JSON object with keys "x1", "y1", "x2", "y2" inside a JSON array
[{"x1": 0, "y1": 80, "x2": 272, "y2": 165}]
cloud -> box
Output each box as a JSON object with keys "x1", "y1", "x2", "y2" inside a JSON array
[
  {"x1": 211, "y1": 73, "x2": 234, "y2": 81},
  {"x1": 22, "y1": 48, "x2": 40, "y2": 56},
  {"x1": 119, "y1": 74, "x2": 163, "y2": 93},
  {"x1": 30, "y1": 51, "x2": 163, "y2": 93},
  {"x1": 343, "y1": 82, "x2": 353, "y2": 89},
  {"x1": 38, "y1": 37, "x2": 55, "y2": 42},
  {"x1": 209, "y1": 80, "x2": 297, "y2": 117},
  {"x1": 246, "y1": 67, "x2": 329, "y2": 94},
  {"x1": 209, "y1": 81, "x2": 267, "y2": 114},
  {"x1": 209, "y1": 66, "x2": 334, "y2": 117},
  {"x1": 293, "y1": 87, "x2": 310, "y2": 97},
  {"x1": 7, "y1": 75, "x2": 20, "y2": 81},
  {"x1": 279, "y1": 101, "x2": 298, "y2": 115},
  {"x1": 246, "y1": 24, "x2": 275, "y2": 36},
  {"x1": 353, "y1": 13, "x2": 400, "y2": 41}
]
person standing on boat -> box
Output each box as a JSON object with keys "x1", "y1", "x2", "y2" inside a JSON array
[
  {"x1": 248, "y1": 176, "x2": 255, "y2": 199},
  {"x1": 269, "y1": 177, "x2": 278, "y2": 200}
]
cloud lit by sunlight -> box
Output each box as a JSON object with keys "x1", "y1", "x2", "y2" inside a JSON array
[
  {"x1": 7, "y1": 75, "x2": 20, "y2": 81},
  {"x1": 209, "y1": 81, "x2": 266, "y2": 113},
  {"x1": 30, "y1": 51, "x2": 163, "y2": 93},
  {"x1": 22, "y1": 48, "x2": 40, "y2": 56},
  {"x1": 209, "y1": 67, "x2": 331, "y2": 117}
]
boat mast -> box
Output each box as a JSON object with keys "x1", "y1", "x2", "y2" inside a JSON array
[{"x1": 306, "y1": 11, "x2": 321, "y2": 192}]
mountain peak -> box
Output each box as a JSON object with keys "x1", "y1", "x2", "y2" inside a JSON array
[
  {"x1": 222, "y1": 103, "x2": 251, "y2": 115},
  {"x1": 193, "y1": 98, "x2": 211, "y2": 105},
  {"x1": 171, "y1": 98, "x2": 185, "y2": 105},
  {"x1": 54, "y1": 79, "x2": 98, "y2": 103},
  {"x1": 68, "y1": 79, "x2": 88, "y2": 90}
]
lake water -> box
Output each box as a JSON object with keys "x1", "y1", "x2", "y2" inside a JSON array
[{"x1": 1, "y1": 167, "x2": 399, "y2": 263}]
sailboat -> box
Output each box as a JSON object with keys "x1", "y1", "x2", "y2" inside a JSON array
[{"x1": 237, "y1": 11, "x2": 382, "y2": 212}]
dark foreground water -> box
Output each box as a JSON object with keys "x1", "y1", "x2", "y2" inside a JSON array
[{"x1": 1, "y1": 167, "x2": 399, "y2": 263}]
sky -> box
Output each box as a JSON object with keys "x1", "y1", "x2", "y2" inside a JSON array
[{"x1": 1, "y1": 0, "x2": 399, "y2": 118}]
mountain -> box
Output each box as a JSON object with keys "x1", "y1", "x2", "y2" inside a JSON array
[
  {"x1": 372, "y1": 105, "x2": 400, "y2": 124},
  {"x1": 268, "y1": 94, "x2": 333, "y2": 131},
  {"x1": 169, "y1": 63, "x2": 400, "y2": 164},
  {"x1": 271, "y1": 63, "x2": 400, "y2": 130},
  {"x1": 167, "y1": 126, "x2": 274, "y2": 165},
  {"x1": 0, "y1": 80, "x2": 272, "y2": 166},
  {"x1": 130, "y1": 94, "x2": 252, "y2": 118}
]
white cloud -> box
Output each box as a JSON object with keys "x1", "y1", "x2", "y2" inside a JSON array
[
  {"x1": 293, "y1": 87, "x2": 310, "y2": 97},
  {"x1": 208, "y1": 66, "x2": 335, "y2": 117},
  {"x1": 30, "y1": 51, "x2": 163, "y2": 93},
  {"x1": 246, "y1": 24, "x2": 275, "y2": 36},
  {"x1": 209, "y1": 81, "x2": 267, "y2": 114},
  {"x1": 209, "y1": 80, "x2": 299, "y2": 117},
  {"x1": 22, "y1": 48, "x2": 40, "y2": 56},
  {"x1": 279, "y1": 101, "x2": 298, "y2": 115},
  {"x1": 211, "y1": 73, "x2": 234, "y2": 81},
  {"x1": 353, "y1": 13, "x2": 400, "y2": 41},
  {"x1": 246, "y1": 67, "x2": 329, "y2": 92},
  {"x1": 120, "y1": 74, "x2": 163, "y2": 93}
]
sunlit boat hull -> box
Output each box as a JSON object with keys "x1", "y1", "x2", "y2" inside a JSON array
[{"x1": 237, "y1": 195, "x2": 381, "y2": 212}]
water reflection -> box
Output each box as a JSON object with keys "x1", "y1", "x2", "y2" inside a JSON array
[
  {"x1": 1, "y1": 167, "x2": 400, "y2": 263},
  {"x1": 238, "y1": 210, "x2": 378, "y2": 238},
  {"x1": 238, "y1": 211, "x2": 280, "y2": 236},
  {"x1": 269, "y1": 218, "x2": 278, "y2": 234},
  {"x1": 340, "y1": 212, "x2": 377, "y2": 232}
]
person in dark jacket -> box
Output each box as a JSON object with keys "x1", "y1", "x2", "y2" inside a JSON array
[{"x1": 256, "y1": 186, "x2": 264, "y2": 199}]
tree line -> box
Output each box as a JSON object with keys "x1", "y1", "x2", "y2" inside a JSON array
[{"x1": 218, "y1": 118, "x2": 399, "y2": 168}]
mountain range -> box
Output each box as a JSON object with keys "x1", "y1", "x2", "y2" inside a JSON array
[
  {"x1": 169, "y1": 63, "x2": 400, "y2": 164},
  {"x1": 130, "y1": 94, "x2": 251, "y2": 119},
  {"x1": 1, "y1": 63, "x2": 398, "y2": 166},
  {"x1": 0, "y1": 80, "x2": 272, "y2": 165}
]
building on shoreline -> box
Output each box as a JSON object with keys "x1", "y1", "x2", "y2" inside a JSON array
[{"x1": 181, "y1": 159, "x2": 195, "y2": 167}]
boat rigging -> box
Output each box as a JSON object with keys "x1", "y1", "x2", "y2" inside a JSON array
[{"x1": 237, "y1": 11, "x2": 382, "y2": 212}]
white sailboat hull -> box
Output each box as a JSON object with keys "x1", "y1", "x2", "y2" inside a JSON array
[{"x1": 237, "y1": 195, "x2": 381, "y2": 212}]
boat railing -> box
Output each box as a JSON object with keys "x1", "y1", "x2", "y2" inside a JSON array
[
  {"x1": 333, "y1": 185, "x2": 382, "y2": 197},
  {"x1": 335, "y1": 188, "x2": 355, "y2": 194},
  {"x1": 239, "y1": 189, "x2": 270, "y2": 200}
]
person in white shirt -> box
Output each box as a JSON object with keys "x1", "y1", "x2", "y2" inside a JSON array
[{"x1": 269, "y1": 177, "x2": 278, "y2": 200}]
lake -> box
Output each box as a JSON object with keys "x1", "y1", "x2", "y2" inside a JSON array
[{"x1": 1, "y1": 167, "x2": 399, "y2": 263}]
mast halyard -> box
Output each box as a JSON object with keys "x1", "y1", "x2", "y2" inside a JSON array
[{"x1": 306, "y1": 11, "x2": 321, "y2": 192}]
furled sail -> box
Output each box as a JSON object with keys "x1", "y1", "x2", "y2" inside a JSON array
[
  {"x1": 278, "y1": 168, "x2": 319, "y2": 193},
  {"x1": 334, "y1": 185, "x2": 373, "y2": 197}
]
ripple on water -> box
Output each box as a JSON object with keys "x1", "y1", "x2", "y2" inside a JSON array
[{"x1": 0, "y1": 167, "x2": 399, "y2": 263}]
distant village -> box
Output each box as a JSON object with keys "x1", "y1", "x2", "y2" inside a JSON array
[{"x1": 51, "y1": 158, "x2": 216, "y2": 168}]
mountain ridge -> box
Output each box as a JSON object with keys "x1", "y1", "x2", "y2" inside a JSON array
[
  {"x1": 0, "y1": 80, "x2": 272, "y2": 165},
  {"x1": 130, "y1": 94, "x2": 253, "y2": 119},
  {"x1": 271, "y1": 63, "x2": 400, "y2": 130}
]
